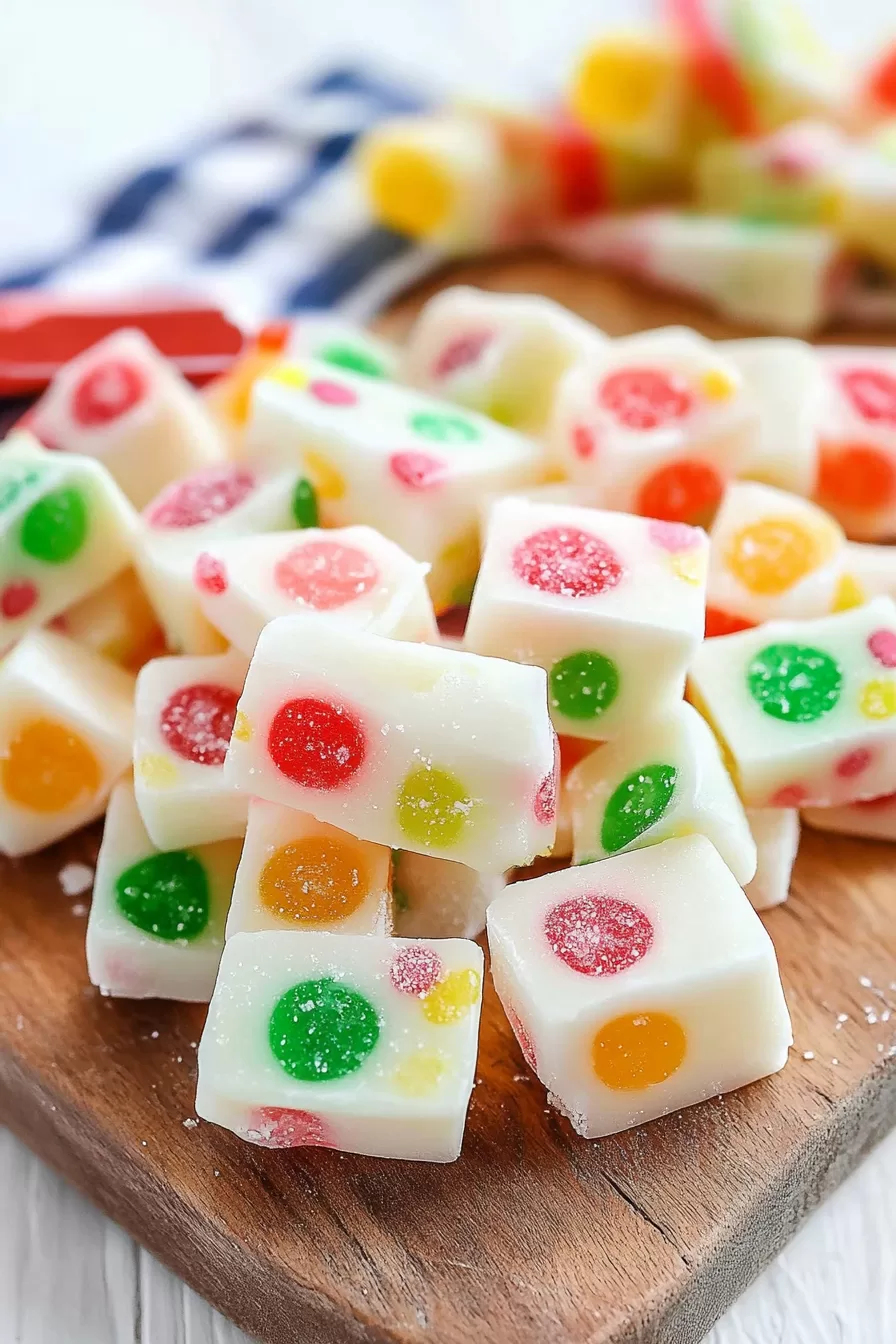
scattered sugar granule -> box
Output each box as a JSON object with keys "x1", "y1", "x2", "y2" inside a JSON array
[
  {"x1": 183, "y1": 1118, "x2": 199, "y2": 1130},
  {"x1": 71, "y1": 902, "x2": 87, "y2": 917},
  {"x1": 58, "y1": 862, "x2": 94, "y2": 896},
  {"x1": 859, "y1": 976, "x2": 872, "y2": 988},
  {"x1": 16, "y1": 1015, "x2": 24, "y2": 1031},
  {"x1": 802, "y1": 1050, "x2": 815, "y2": 1060},
  {"x1": 150, "y1": 1030, "x2": 159, "y2": 1039}
]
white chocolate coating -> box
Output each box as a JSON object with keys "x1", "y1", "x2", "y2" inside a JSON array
[
  {"x1": 133, "y1": 647, "x2": 249, "y2": 850},
  {"x1": 567, "y1": 700, "x2": 756, "y2": 884},
  {"x1": 196, "y1": 930, "x2": 484, "y2": 1161},
  {"x1": 0, "y1": 434, "x2": 137, "y2": 650},
  {"x1": 227, "y1": 799, "x2": 392, "y2": 937},
  {"x1": 194, "y1": 525, "x2": 437, "y2": 656},
  {"x1": 225, "y1": 619, "x2": 557, "y2": 872},
  {"x1": 465, "y1": 497, "x2": 707, "y2": 739},
  {"x1": 403, "y1": 286, "x2": 607, "y2": 434},
  {"x1": 743, "y1": 808, "x2": 800, "y2": 911},
  {"x1": 487, "y1": 835, "x2": 792, "y2": 1139},
  {"x1": 28, "y1": 328, "x2": 226, "y2": 509},
  {"x1": 86, "y1": 779, "x2": 240, "y2": 1001},
  {"x1": 690, "y1": 597, "x2": 896, "y2": 807},
  {"x1": 0, "y1": 630, "x2": 134, "y2": 856},
  {"x1": 392, "y1": 849, "x2": 505, "y2": 939}
]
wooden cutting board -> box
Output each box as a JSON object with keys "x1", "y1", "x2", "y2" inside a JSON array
[{"x1": 2, "y1": 254, "x2": 896, "y2": 1344}]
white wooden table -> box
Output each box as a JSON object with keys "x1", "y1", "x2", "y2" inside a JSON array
[{"x1": 1, "y1": 1, "x2": 894, "y2": 1340}]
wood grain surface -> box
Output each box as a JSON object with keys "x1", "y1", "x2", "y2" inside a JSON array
[{"x1": 2, "y1": 256, "x2": 896, "y2": 1344}]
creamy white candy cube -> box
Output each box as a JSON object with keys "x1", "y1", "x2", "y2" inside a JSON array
[
  {"x1": 743, "y1": 808, "x2": 800, "y2": 911},
  {"x1": 403, "y1": 286, "x2": 607, "y2": 434},
  {"x1": 465, "y1": 498, "x2": 707, "y2": 740},
  {"x1": 54, "y1": 567, "x2": 166, "y2": 673},
  {"x1": 568, "y1": 701, "x2": 755, "y2": 883},
  {"x1": 134, "y1": 647, "x2": 249, "y2": 850},
  {"x1": 392, "y1": 850, "x2": 505, "y2": 939},
  {"x1": 246, "y1": 359, "x2": 544, "y2": 611},
  {"x1": 194, "y1": 525, "x2": 437, "y2": 656},
  {"x1": 0, "y1": 433, "x2": 136, "y2": 649},
  {"x1": 135, "y1": 461, "x2": 318, "y2": 654},
  {"x1": 803, "y1": 793, "x2": 896, "y2": 841},
  {"x1": 86, "y1": 779, "x2": 241, "y2": 1001},
  {"x1": 550, "y1": 326, "x2": 757, "y2": 526},
  {"x1": 690, "y1": 597, "x2": 896, "y2": 808},
  {"x1": 487, "y1": 835, "x2": 792, "y2": 1139},
  {"x1": 0, "y1": 629, "x2": 134, "y2": 856},
  {"x1": 226, "y1": 799, "x2": 392, "y2": 937},
  {"x1": 705, "y1": 482, "x2": 845, "y2": 636},
  {"x1": 27, "y1": 328, "x2": 226, "y2": 509},
  {"x1": 813, "y1": 347, "x2": 896, "y2": 541},
  {"x1": 720, "y1": 339, "x2": 822, "y2": 497},
  {"x1": 225, "y1": 619, "x2": 557, "y2": 872},
  {"x1": 196, "y1": 930, "x2": 484, "y2": 1161}
]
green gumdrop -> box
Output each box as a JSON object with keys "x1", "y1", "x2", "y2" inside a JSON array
[
  {"x1": 20, "y1": 486, "x2": 88, "y2": 563},
  {"x1": 409, "y1": 410, "x2": 480, "y2": 445},
  {"x1": 318, "y1": 341, "x2": 387, "y2": 379},
  {"x1": 746, "y1": 642, "x2": 843, "y2": 724},
  {"x1": 291, "y1": 476, "x2": 319, "y2": 529},
  {"x1": 115, "y1": 850, "x2": 210, "y2": 942},
  {"x1": 600, "y1": 763, "x2": 678, "y2": 854},
  {"x1": 550, "y1": 650, "x2": 619, "y2": 721},
  {"x1": 269, "y1": 977, "x2": 379, "y2": 1082},
  {"x1": 0, "y1": 466, "x2": 43, "y2": 514}
]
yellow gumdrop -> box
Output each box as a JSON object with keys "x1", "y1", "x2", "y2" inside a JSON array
[
  {"x1": 303, "y1": 450, "x2": 346, "y2": 502},
  {"x1": 267, "y1": 362, "x2": 308, "y2": 391},
  {"x1": 1, "y1": 718, "x2": 102, "y2": 814},
  {"x1": 860, "y1": 679, "x2": 896, "y2": 720},
  {"x1": 725, "y1": 517, "x2": 833, "y2": 596},
  {"x1": 700, "y1": 368, "x2": 736, "y2": 401},
  {"x1": 392, "y1": 1048, "x2": 449, "y2": 1097},
  {"x1": 365, "y1": 143, "x2": 455, "y2": 238},
  {"x1": 137, "y1": 754, "x2": 179, "y2": 789},
  {"x1": 571, "y1": 38, "x2": 671, "y2": 132},
  {"x1": 670, "y1": 550, "x2": 706, "y2": 586},
  {"x1": 422, "y1": 967, "x2": 482, "y2": 1025},
  {"x1": 831, "y1": 572, "x2": 866, "y2": 613},
  {"x1": 232, "y1": 711, "x2": 252, "y2": 743}
]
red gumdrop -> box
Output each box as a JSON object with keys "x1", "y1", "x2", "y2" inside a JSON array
[
  {"x1": 835, "y1": 748, "x2": 872, "y2": 779},
  {"x1": 267, "y1": 696, "x2": 366, "y2": 790},
  {"x1": 1, "y1": 580, "x2": 38, "y2": 619},
  {"x1": 194, "y1": 552, "x2": 228, "y2": 595},
  {"x1": 868, "y1": 629, "x2": 896, "y2": 668},
  {"x1": 648, "y1": 519, "x2": 704, "y2": 552},
  {"x1": 145, "y1": 465, "x2": 256, "y2": 529},
  {"x1": 389, "y1": 451, "x2": 447, "y2": 490},
  {"x1": 159, "y1": 683, "x2": 240, "y2": 766},
  {"x1": 572, "y1": 423, "x2": 598, "y2": 460},
  {"x1": 71, "y1": 359, "x2": 147, "y2": 427},
  {"x1": 636, "y1": 459, "x2": 724, "y2": 526},
  {"x1": 769, "y1": 783, "x2": 809, "y2": 807},
  {"x1": 597, "y1": 367, "x2": 694, "y2": 431},
  {"x1": 309, "y1": 379, "x2": 357, "y2": 406},
  {"x1": 273, "y1": 540, "x2": 379, "y2": 610},
  {"x1": 247, "y1": 1106, "x2": 335, "y2": 1149},
  {"x1": 544, "y1": 894, "x2": 653, "y2": 977},
  {"x1": 511, "y1": 526, "x2": 624, "y2": 599},
  {"x1": 432, "y1": 330, "x2": 493, "y2": 379},
  {"x1": 390, "y1": 944, "x2": 443, "y2": 997},
  {"x1": 704, "y1": 606, "x2": 755, "y2": 638},
  {"x1": 840, "y1": 367, "x2": 896, "y2": 426}
]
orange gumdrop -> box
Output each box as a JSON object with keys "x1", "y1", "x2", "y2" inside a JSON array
[
  {"x1": 258, "y1": 835, "x2": 370, "y2": 925},
  {"x1": 817, "y1": 442, "x2": 896, "y2": 513},
  {"x1": 2, "y1": 718, "x2": 102, "y2": 813},
  {"x1": 591, "y1": 1010, "x2": 687, "y2": 1091},
  {"x1": 704, "y1": 606, "x2": 756, "y2": 638},
  {"x1": 636, "y1": 459, "x2": 724, "y2": 527}
]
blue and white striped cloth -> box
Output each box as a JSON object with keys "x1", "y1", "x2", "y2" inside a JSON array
[{"x1": 0, "y1": 68, "x2": 440, "y2": 326}]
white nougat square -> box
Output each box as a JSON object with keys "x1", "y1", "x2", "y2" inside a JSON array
[
  {"x1": 194, "y1": 525, "x2": 437, "y2": 656},
  {"x1": 196, "y1": 930, "x2": 484, "y2": 1161},
  {"x1": 720, "y1": 338, "x2": 822, "y2": 498},
  {"x1": 465, "y1": 497, "x2": 707, "y2": 739},
  {"x1": 392, "y1": 849, "x2": 506, "y2": 939},
  {"x1": 487, "y1": 836, "x2": 792, "y2": 1138},
  {"x1": 246, "y1": 359, "x2": 545, "y2": 610},
  {"x1": 568, "y1": 701, "x2": 756, "y2": 884},
  {"x1": 0, "y1": 630, "x2": 134, "y2": 856},
  {"x1": 134, "y1": 647, "x2": 249, "y2": 850},
  {"x1": 27, "y1": 328, "x2": 226, "y2": 509},
  {"x1": 226, "y1": 799, "x2": 392, "y2": 937},
  {"x1": 690, "y1": 597, "x2": 896, "y2": 808},
  {"x1": 224, "y1": 619, "x2": 557, "y2": 872},
  {"x1": 0, "y1": 433, "x2": 136, "y2": 650},
  {"x1": 743, "y1": 808, "x2": 799, "y2": 911},
  {"x1": 86, "y1": 779, "x2": 241, "y2": 1001}
]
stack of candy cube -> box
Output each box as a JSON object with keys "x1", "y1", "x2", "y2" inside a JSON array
[
  {"x1": 6, "y1": 283, "x2": 896, "y2": 1166},
  {"x1": 357, "y1": 0, "x2": 896, "y2": 335}
]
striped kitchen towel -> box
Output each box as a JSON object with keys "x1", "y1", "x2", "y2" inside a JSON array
[{"x1": 0, "y1": 67, "x2": 440, "y2": 327}]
